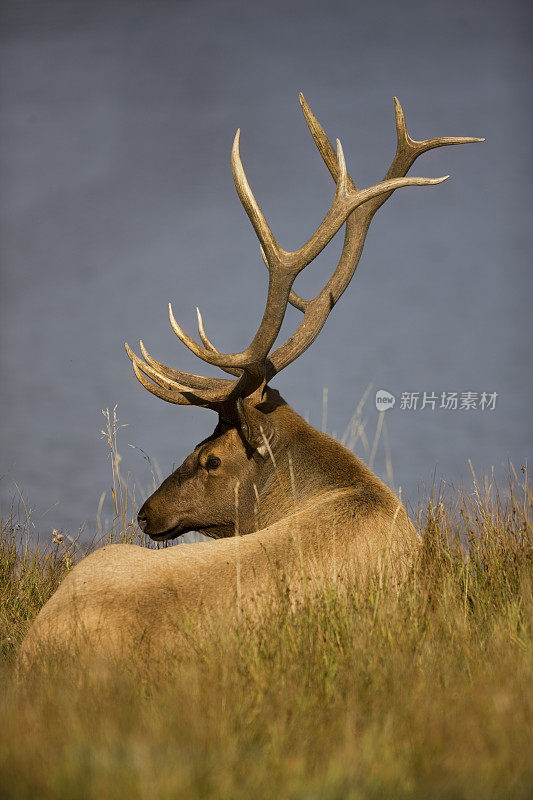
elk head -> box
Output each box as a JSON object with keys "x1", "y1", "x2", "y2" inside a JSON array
[{"x1": 126, "y1": 94, "x2": 482, "y2": 541}]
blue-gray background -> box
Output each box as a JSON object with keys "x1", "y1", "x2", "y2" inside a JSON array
[{"x1": 1, "y1": 0, "x2": 531, "y2": 536}]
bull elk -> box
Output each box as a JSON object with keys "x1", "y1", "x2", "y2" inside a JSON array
[{"x1": 21, "y1": 95, "x2": 482, "y2": 663}]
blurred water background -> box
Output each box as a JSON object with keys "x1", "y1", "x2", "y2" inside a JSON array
[{"x1": 1, "y1": 0, "x2": 531, "y2": 538}]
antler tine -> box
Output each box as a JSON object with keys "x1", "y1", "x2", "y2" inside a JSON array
[
  {"x1": 125, "y1": 342, "x2": 238, "y2": 405},
  {"x1": 391, "y1": 97, "x2": 485, "y2": 178},
  {"x1": 131, "y1": 359, "x2": 191, "y2": 405},
  {"x1": 196, "y1": 307, "x2": 241, "y2": 377},
  {"x1": 196, "y1": 307, "x2": 214, "y2": 350},
  {"x1": 168, "y1": 302, "x2": 258, "y2": 370},
  {"x1": 131, "y1": 358, "x2": 238, "y2": 409},
  {"x1": 277, "y1": 93, "x2": 358, "y2": 314},
  {"x1": 232, "y1": 129, "x2": 283, "y2": 269},
  {"x1": 298, "y1": 92, "x2": 356, "y2": 187},
  {"x1": 138, "y1": 340, "x2": 236, "y2": 390},
  {"x1": 267, "y1": 94, "x2": 483, "y2": 376}
]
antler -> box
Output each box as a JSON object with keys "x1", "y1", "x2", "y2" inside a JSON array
[
  {"x1": 266, "y1": 95, "x2": 484, "y2": 376},
  {"x1": 126, "y1": 96, "x2": 483, "y2": 407}
]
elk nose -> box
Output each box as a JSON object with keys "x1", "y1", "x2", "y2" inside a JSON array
[{"x1": 137, "y1": 511, "x2": 148, "y2": 532}]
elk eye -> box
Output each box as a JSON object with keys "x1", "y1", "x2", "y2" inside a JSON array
[{"x1": 206, "y1": 455, "x2": 221, "y2": 471}]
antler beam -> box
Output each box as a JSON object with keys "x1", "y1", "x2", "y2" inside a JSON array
[
  {"x1": 165, "y1": 142, "x2": 446, "y2": 375},
  {"x1": 126, "y1": 96, "x2": 483, "y2": 405},
  {"x1": 266, "y1": 95, "x2": 484, "y2": 376}
]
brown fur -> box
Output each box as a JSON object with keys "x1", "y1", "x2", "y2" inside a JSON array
[{"x1": 20, "y1": 388, "x2": 419, "y2": 666}]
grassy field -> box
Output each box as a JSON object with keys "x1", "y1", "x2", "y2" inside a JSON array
[{"x1": 0, "y1": 424, "x2": 531, "y2": 798}]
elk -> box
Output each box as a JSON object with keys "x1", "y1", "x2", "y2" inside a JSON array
[{"x1": 21, "y1": 95, "x2": 482, "y2": 663}]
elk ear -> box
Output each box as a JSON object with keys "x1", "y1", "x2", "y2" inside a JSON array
[{"x1": 235, "y1": 398, "x2": 275, "y2": 459}]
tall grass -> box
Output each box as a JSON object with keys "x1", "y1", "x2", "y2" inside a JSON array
[
  {"x1": 0, "y1": 412, "x2": 531, "y2": 799},
  {"x1": 98, "y1": 405, "x2": 160, "y2": 545}
]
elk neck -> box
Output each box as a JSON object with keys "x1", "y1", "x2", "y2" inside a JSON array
[{"x1": 250, "y1": 392, "x2": 397, "y2": 532}]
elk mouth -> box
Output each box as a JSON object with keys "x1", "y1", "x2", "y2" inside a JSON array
[
  {"x1": 148, "y1": 522, "x2": 220, "y2": 541},
  {"x1": 148, "y1": 522, "x2": 185, "y2": 541}
]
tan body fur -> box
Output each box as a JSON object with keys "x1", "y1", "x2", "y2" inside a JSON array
[{"x1": 21, "y1": 400, "x2": 417, "y2": 664}]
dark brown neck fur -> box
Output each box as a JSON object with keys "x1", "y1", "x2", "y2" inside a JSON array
[{"x1": 252, "y1": 389, "x2": 398, "y2": 530}]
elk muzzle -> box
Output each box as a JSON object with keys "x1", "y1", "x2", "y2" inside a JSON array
[{"x1": 136, "y1": 496, "x2": 184, "y2": 541}]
